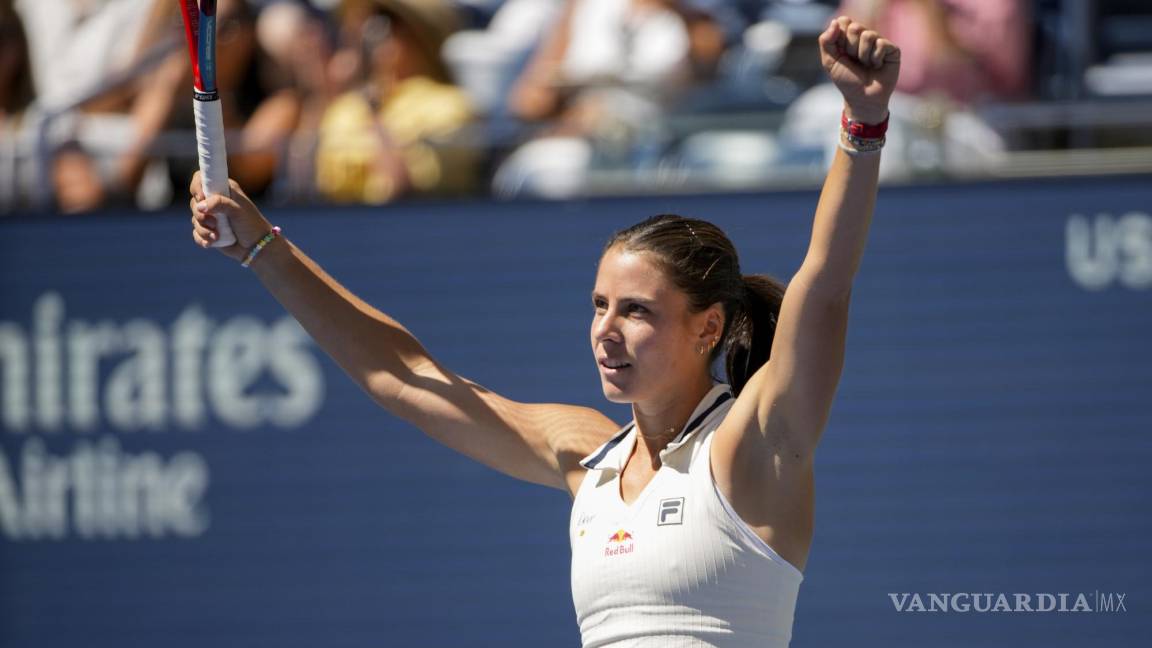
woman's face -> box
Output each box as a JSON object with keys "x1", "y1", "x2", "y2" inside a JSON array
[{"x1": 590, "y1": 246, "x2": 711, "y2": 403}]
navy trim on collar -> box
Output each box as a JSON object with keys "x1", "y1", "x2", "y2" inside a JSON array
[
  {"x1": 672, "y1": 389, "x2": 733, "y2": 444},
  {"x1": 580, "y1": 422, "x2": 635, "y2": 470}
]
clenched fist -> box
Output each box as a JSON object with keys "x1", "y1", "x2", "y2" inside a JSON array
[{"x1": 818, "y1": 16, "x2": 901, "y2": 124}]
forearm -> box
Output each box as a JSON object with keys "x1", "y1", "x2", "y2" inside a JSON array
[
  {"x1": 249, "y1": 238, "x2": 433, "y2": 408},
  {"x1": 802, "y1": 132, "x2": 881, "y2": 298},
  {"x1": 803, "y1": 12, "x2": 900, "y2": 297}
]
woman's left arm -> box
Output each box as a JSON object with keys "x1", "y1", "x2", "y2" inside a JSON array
[
  {"x1": 710, "y1": 18, "x2": 900, "y2": 568},
  {"x1": 764, "y1": 17, "x2": 900, "y2": 453},
  {"x1": 717, "y1": 17, "x2": 900, "y2": 467}
]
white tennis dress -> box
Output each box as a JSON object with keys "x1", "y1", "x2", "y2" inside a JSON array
[{"x1": 570, "y1": 383, "x2": 804, "y2": 647}]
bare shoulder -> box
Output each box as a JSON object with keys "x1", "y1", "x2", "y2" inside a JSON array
[
  {"x1": 516, "y1": 400, "x2": 623, "y2": 496},
  {"x1": 391, "y1": 363, "x2": 620, "y2": 495},
  {"x1": 716, "y1": 365, "x2": 820, "y2": 464},
  {"x1": 710, "y1": 366, "x2": 817, "y2": 570}
]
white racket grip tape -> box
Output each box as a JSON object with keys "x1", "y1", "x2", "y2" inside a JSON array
[{"x1": 193, "y1": 97, "x2": 237, "y2": 248}]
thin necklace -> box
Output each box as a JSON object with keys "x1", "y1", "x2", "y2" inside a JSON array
[{"x1": 637, "y1": 424, "x2": 681, "y2": 442}]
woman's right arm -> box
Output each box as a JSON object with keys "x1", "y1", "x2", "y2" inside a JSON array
[{"x1": 189, "y1": 175, "x2": 617, "y2": 493}]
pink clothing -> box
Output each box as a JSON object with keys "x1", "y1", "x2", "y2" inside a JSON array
[{"x1": 840, "y1": 0, "x2": 1031, "y2": 103}]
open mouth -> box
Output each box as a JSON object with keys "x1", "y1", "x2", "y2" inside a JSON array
[{"x1": 600, "y1": 360, "x2": 632, "y2": 372}]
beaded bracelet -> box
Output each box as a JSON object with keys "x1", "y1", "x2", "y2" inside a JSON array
[
  {"x1": 842, "y1": 130, "x2": 887, "y2": 148},
  {"x1": 838, "y1": 131, "x2": 885, "y2": 156},
  {"x1": 240, "y1": 226, "x2": 282, "y2": 268}
]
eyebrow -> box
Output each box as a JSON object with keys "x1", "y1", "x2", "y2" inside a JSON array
[{"x1": 591, "y1": 291, "x2": 656, "y2": 304}]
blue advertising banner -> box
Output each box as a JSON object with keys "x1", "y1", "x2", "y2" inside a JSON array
[{"x1": 2, "y1": 176, "x2": 1150, "y2": 647}]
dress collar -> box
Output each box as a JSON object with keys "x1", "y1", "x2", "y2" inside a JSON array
[{"x1": 580, "y1": 383, "x2": 733, "y2": 472}]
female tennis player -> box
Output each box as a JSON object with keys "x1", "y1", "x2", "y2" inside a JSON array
[{"x1": 190, "y1": 16, "x2": 898, "y2": 647}]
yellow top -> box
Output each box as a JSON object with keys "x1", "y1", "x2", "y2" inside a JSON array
[{"x1": 315, "y1": 77, "x2": 475, "y2": 204}]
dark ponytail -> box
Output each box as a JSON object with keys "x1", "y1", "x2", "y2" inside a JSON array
[
  {"x1": 724, "y1": 275, "x2": 786, "y2": 397},
  {"x1": 602, "y1": 214, "x2": 786, "y2": 397}
]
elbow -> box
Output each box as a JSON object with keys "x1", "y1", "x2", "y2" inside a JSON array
[
  {"x1": 363, "y1": 362, "x2": 419, "y2": 411},
  {"x1": 361, "y1": 370, "x2": 399, "y2": 410}
]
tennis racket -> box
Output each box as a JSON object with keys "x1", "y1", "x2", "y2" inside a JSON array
[{"x1": 178, "y1": 0, "x2": 236, "y2": 247}]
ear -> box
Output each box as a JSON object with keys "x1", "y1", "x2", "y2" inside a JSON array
[{"x1": 696, "y1": 302, "x2": 725, "y2": 343}]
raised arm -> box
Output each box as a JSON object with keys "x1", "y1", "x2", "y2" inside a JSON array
[
  {"x1": 188, "y1": 176, "x2": 617, "y2": 494},
  {"x1": 751, "y1": 16, "x2": 899, "y2": 455},
  {"x1": 756, "y1": 16, "x2": 900, "y2": 450},
  {"x1": 710, "y1": 16, "x2": 898, "y2": 569}
]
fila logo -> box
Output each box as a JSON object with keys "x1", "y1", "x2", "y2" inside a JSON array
[{"x1": 658, "y1": 498, "x2": 685, "y2": 526}]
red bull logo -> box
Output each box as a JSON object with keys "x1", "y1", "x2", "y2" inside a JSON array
[
  {"x1": 604, "y1": 529, "x2": 634, "y2": 557},
  {"x1": 607, "y1": 530, "x2": 634, "y2": 543}
]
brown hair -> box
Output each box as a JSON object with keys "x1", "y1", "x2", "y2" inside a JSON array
[{"x1": 602, "y1": 214, "x2": 786, "y2": 397}]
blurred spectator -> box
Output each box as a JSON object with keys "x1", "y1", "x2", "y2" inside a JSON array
[
  {"x1": 0, "y1": 0, "x2": 33, "y2": 122},
  {"x1": 52, "y1": 141, "x2": 106, "y2": 213},
  {"x1": 14, "y1": 0, "x2": 154, "y2": 112},
  {"x1": 840, "y1": 0, "x2": 1030, "y2": 103},
  {"x1": 117, "y1": 0, "x2": 309, "y2": 206},
  {"x1": 779, "y1": 0, "x2": 1031, "y2": 181},
  {"x1": 259, "y1": 1, "x2": 344, "y2": 203},
  {"x1": 7, "y1": 0, "x2": 311, "y2": 212},
  {"x1": 510, "y1": 0, "x2": 693, "y2": 122},
  {"x1": 12, "y1": 0, "x2": 165, "y2": 212},
  {"x1": 257, "y1": 1, "x2": 339, "y2": 104},
  {"x1": 493, "y1": 0, "x2": 727, "y2": 197},
  {"x1": 312, "y1": 0, "x2": 476, "y2": 204},
  {"x1": 0, "y1": 0, "x2": 35, "y2": 211},
  {"x1": 442, "y1": 0, "x2": 566, "y2": 116}
]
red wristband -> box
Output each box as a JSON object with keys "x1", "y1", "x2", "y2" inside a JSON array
[{"x1": 841, "y1": 111, "x2": 889, "y2": 139}]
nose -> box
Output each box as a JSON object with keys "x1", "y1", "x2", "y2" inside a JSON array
[{"x1": 591, "y1": 309, "x2": 622, "y2": 347}]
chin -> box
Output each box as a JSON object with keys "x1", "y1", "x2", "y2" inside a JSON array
[
  {"x1": 603, "y1": 373, "x2": 649, "y2": 403},
  {"x1": 598, "y1": 375, "x2": 640, "y2": 404},
  {"x1": 601, "y1": 388, "x2": 633, "y2": 404}
]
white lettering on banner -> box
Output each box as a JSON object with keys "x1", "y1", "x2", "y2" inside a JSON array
[
  {"x1": 0, "y1": 437, "x2": 208, "y2": 540},
  {"x1": 0, "y1": 322, "x2": 29, "y2": 431},
  {"x1": 1066, "y1": 212, "x2": 1152, "y2": 290},
  {"x1": 0, "y1": 292, "x2": 325, "y2": 432},
  {"x1": 0, "y1": 292, "x2": 328, "y2": 541},
  {"x1": 34, "y1": 293, "x2": 64, "y2": 430}
]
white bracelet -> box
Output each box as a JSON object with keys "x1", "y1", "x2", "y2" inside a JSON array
[{"x1": 838, "y1": 131, "x2": 884, "y2": 156}]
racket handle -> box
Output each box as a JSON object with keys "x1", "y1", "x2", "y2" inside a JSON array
[{"x1": 193, "y1": 97, "x2": 237, "y2": 248}]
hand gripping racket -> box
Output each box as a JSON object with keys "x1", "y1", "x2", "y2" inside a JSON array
[{"x1": 178, "y1": 0, "x2": 236, "y2": 247}]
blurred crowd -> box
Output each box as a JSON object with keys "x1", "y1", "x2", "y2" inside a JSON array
[{"x1": 0, "y1": 0, "x2": 1148, "y2": 214}]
